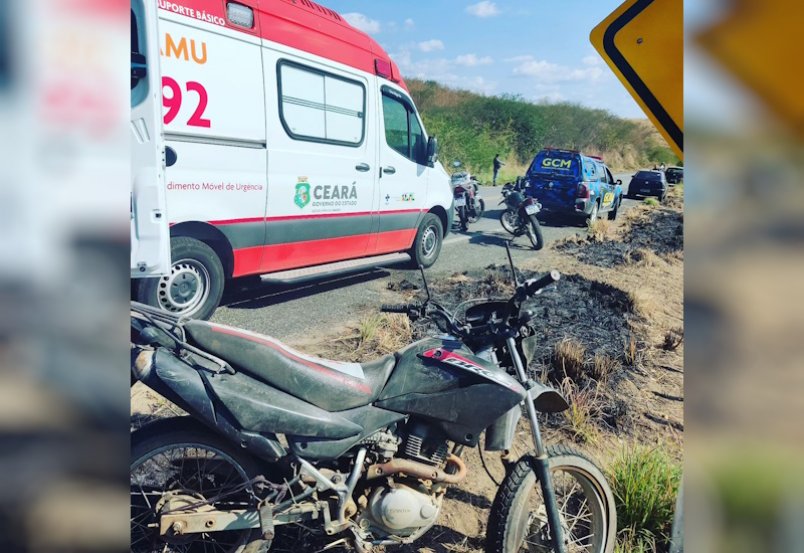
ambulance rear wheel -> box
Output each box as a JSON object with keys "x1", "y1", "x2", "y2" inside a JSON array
[
  {"x1": 136, "y1": 237, "x2": 224, "y2": 320},
  {"x1": 409, "y1": 213, "x2": 443, "y2": 268}
]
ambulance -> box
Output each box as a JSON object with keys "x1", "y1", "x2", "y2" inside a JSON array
[{"x1": 131, "y1": 0, "x2": 453, "y2": 319}]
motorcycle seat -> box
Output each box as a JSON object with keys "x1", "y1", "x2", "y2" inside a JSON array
[{"x1": 183, "y1": 321, "x2": 396, "y2": 412}]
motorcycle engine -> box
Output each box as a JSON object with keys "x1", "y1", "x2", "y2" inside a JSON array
[
  {"x1": 356, "y1": 424, "x2": 447, "y2": 540},
  {"x1": 364, "y1": 483, "x2": 441, "y2": 537}
]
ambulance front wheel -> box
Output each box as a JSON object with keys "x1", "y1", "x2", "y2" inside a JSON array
[
  {"x1": 136, "y1": 237, "x2": 225, "y2": 320},
  {"x1": 409, "y1": 213, "x2": 443, "y2": 269}
]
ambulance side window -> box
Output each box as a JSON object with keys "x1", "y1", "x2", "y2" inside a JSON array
[
  {"x1": 277, "y1": 61, "x2": 366, "y2": 147},
  {"x1": 382, "y1": 93, "x2": 410, "y2": 158},
  {"x1": 382, "y1": 87, "x2": 427, "y2": 165}
]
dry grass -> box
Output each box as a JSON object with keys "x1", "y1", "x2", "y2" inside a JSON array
[
  {"x1": 591, "y1": 352, "x2": 620, "y2": 382},
  {"x1": 550, "y1": 337, "x2": 587, "y2": 381},
  {"x1": 628, "y1": 288, "x2": 660, "y2": 320},
  {"x1": 587, "y1": 218, "x2": 614, "y2": 242},
  {"x1": 625, "y1": 248, "x2": 662, "y2": 268},
  {"x1": 560, "y1": 379, "x2": 603, "y2": 444},
  {"x1": 130, "y1": 384, "x2": 185, "y2": 429},
  {"x1": 624, "y1": 334, "x2": 638, "y2": 367},
  {"x1": 306, "y1": 313, "x2": 412, "y2": 363}
]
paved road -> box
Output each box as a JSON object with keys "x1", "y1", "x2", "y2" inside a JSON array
[{"x1": 213, "y1": 175, "x2": 638, "y2": 341}]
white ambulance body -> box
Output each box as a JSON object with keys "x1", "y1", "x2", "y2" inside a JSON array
[{"x1": 131, "y1": 0, "x2": 452, "y2": 319}]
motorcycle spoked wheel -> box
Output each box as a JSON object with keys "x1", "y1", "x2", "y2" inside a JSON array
[
  {"x1": 486, "y1": 445, "x2": 616, "y2": 553},
  {"x1": 131, "y1": 418, "x2": 264, "y2": 553},
  {"x1": 467, "y1": 199, "x2": 486, "y2": 223},
  {"x1": 500, "y1": 209, "x2": 518, "y2": 235}
]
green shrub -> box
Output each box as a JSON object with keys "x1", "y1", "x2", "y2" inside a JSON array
[
  {"x1": 644, "y1": 198, "x2": 659, "y2": 206},
  {"x1": 407, "y1": 79, "x2": 676, "y2": 177},
  {"x1": 608, "y1": 447, "x2": 681, "y2": 550}
]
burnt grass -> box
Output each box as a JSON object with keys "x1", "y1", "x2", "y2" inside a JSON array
[
  {"x1": 395, "y1": 265, "x2": 636, "y2": 377},
  {"x1": 556, "y1": 208, "x2": 683, "y2": 267}
]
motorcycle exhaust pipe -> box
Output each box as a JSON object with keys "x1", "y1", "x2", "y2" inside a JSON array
[{"x1": 366, "y1": 454, "x2": 467, "y2": 484}]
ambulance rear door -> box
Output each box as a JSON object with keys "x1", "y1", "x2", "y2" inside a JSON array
[{"x1": 131, "y1": 0, "x2": 169, "y2": 278}]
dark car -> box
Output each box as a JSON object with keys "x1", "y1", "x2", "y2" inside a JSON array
[
  {"x1": 627, "y1": 170, "x2": 668, "y2": 201},
  {"x1": 665, "y1": 166, "x2": 684, "y2": 184}
]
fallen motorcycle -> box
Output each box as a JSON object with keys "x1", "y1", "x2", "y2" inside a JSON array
[
  {"x1": 500, "y1": 178, "x2": 545, "y2": 250},
  {"x1": 130, "y1": 249, "x2": 615, "y2": 553}
]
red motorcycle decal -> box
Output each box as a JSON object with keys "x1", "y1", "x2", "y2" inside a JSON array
[{"x1": 421, "y1": 348, "x2": 522, "y2": 391}]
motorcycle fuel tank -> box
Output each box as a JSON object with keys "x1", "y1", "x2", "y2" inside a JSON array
[{"x1": 376, "y1": 337, "x2": 526, "y2": 446}]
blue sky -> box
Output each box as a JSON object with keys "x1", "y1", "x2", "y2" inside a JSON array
[{"x1": 324, "y1": 0, "x2": 645, "y2": 119}]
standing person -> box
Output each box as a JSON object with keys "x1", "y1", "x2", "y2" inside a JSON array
[{"x1": 493, "y1": 154, "x2": 505, "y2": 186}]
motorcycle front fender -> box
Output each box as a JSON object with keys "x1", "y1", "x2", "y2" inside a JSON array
[{"x1": 527, "y1": 381, "x2": 569, "y2": 413}]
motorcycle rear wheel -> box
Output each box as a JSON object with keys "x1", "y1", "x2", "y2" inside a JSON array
[
  {"x1": 500, "y1": 209, "x2": 518, "y2": 235},
  {"x1": 468, "y1": 199, "x2": 485, "y2": 223},
  {"x1": 131, "y1": 417, "x2": 266, "y2": 553},
  {"x1": 486, "y1": 444, "x2": 616, "y2": 553}
]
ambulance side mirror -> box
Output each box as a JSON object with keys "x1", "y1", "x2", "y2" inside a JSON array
[{"x1": 426, "y1": 136, "x2": 439, "y2": 168}]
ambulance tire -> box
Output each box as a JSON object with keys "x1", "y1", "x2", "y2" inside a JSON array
[
  {"x1": 136, "y1": 237, "x2": 225, "y2": 321},
  {"x1": 409, "y1": 213, "x2": 443, "y2": 269}
]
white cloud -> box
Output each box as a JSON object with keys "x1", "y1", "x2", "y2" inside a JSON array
[
  {"x1": 404, "y1": 18, "x2": 415, "y2": 30},
  {"x1": 391, "y1": 48, "x2": 497, "y2": 95},
  {"x1": 455, "y1": 54, "x2": 494, "y2": 67},
  {"x1": 504, "y1": 55, "x2": 535, "y2": 63},
  {"x1": 582, "y1": 54, "x2": 604, "y2": 66},
  {"x1": 512, "y1": 56, "x2": 604, "y2": 83},
  {"x1": 418, "y1": 39, "x2": 445, "y2": 53},
  {"x1": 342, "y1": 12, "x2": 381, "y2": 35},
  {"x1": 466, "y1": 1, "x2": 499, "y2": 18}
]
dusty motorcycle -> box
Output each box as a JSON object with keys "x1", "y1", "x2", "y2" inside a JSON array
[
  {"x1": 451, "y1": 161, "x2": 485, "y2": 230},
  {"x1": 130, "y1": 249, "x2": 615, "y2": 553},
  {"x1": 500, "y1": 179, "x2": 545, "y2": 250}
]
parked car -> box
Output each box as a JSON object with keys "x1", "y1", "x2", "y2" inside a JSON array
[
  {"x1": 627, "y1": 170, "x2": 668, "y2": 201},
  {"x1": 665, "y1": 166, "x2": 684, "y2": 184},
  {"x1": 524, "y1": 148, "x2": 623, "y2": 223}
]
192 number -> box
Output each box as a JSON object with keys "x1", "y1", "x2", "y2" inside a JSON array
[{"x1": 162, "y1": 76, "x2": 211, "y2": 128}]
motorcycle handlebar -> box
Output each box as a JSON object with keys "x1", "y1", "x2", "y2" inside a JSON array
[
  {"x1": 525, "y1": 270, "x2": 561, "y2": 296},
  {"x1": 380, "y1": 303, "x2": 416, "y2": 314}
]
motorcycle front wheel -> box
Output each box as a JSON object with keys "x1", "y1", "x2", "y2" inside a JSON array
[
  {"x1": 486, "y1": 445, "x2": 616, "y2": 553},
  {"x1": 500, "y1": 209, "x2": 518, "y2": 235},
  {"x1": 526, "y1": 215, "x2": 545, "y2": 250}
]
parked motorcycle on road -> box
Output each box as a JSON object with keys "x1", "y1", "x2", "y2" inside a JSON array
[
  {"x1": 130, "y1": 247, "x2": 615, "y2": 553},
  {"x1": 451, "y1": 161, "x2": 485, "y2": 230},
  {"x1": 500, "y1": 178, "x2": 545, "y2": 250}
]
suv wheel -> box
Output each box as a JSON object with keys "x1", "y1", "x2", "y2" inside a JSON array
[{"x1": 587, "y1": 201, "x2": 600, "y2": 224}]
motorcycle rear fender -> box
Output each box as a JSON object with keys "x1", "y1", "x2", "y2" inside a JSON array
[{"x1": 146, "y1": 349, "x2": 286, "y2": 461}]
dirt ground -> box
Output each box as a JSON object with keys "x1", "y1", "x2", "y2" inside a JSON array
[{"x1": 131, "y1": 189, "x2": 684, "y2": 552}]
